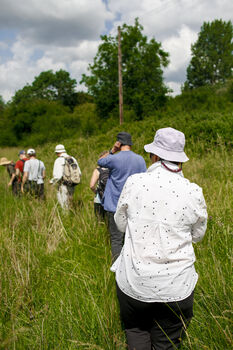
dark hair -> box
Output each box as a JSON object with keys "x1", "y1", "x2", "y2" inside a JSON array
[
  {"x1": 99, "y1": 150, "x2": 109, "y2": 158},
  {"x1": 150, "y1": 154, "x2": 182, "y2": 165}
]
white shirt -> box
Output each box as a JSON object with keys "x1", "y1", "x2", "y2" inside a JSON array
[
  {"x1": 111, "y1": 161, "x2": 207, "y2": 303},
  {"x1": 50, "y1": 153, "x2": 81, "y2": 184},
  {"x1": 24, "y1": 158, "x2": 45, "y2": 184}
]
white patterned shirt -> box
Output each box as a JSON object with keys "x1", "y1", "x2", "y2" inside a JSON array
[{"x1": 111, "y1": 161, "x2": 207, "y2": 302}]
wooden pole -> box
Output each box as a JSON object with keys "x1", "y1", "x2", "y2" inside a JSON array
[{"x1": 118, "y1": 26, "x2": 123, "y2": 125}]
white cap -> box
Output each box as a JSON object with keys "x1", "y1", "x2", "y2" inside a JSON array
[
  {"x1": 144, "y1": 127, "x2": 189, "y2": 163},
  {"x1": 55, "y1": 144, "x2": 66, "y2": 153},
  {"x1": 27, "y1": 148, "x2": 36, "y2": 155}
]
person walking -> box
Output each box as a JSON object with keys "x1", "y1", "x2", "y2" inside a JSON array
[
  {"x1": 97, "y1": 132, "x2": 147, "y2": 261},
  {"x1": 0, "y1": 157, "x2": 18, "y2": 195},
  {"x1": 111, "y1": 127, "x2": 208, "y2": 350},
  {"x1": 50, "y1": 144, "x2": 81, "y2": 209},
  {"x1": 12, "y1": 150, "x2": 29, "y2": 192},
  {"x1": 21, "y1": 149, "x2": 46, "y2": 199},
  {"x1": 90, "y1": 150, "x2": 109, "y2": 219}
]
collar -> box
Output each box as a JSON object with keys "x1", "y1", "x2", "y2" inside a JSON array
[{"x1": 147, "y1": 160, "x2": 183, "y2": 176}]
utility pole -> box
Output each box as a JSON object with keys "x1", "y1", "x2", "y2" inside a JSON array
[{"x1": 118, "y1": 26, "x2": 123, "y2": 125}]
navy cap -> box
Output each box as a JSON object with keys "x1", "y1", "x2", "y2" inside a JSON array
[
  {"x1": 117, "y1": 132, "x2": 133, "y2": 146},
  {"x1": 18, "y1": 150, "x2": 25, "y2": 155}
]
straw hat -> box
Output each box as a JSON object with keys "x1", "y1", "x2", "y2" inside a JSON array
[{"x1": 0, "y1": 157, "x2": 11, "y2": 165}]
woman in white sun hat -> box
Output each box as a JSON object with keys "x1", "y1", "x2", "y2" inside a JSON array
[{"x1": 111, "y1": 127, "x2": 208, "y2": 350}]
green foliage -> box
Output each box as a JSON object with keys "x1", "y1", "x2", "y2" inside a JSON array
[
  {"x1": 12, "y1": 69, "x2": 77, "y2": 110},
  {"x1": 81, "y1": 18, "x2": 169, "y2": 118},
  {"x1": 0, "y1": 95, "x2": 5, "y2": 112},
  {"x1": 0, "y1": 133, "x2": 232, "y2": 349},
  {"x1": 185, "y1": 19, "x2": 233, "y2": 89}
]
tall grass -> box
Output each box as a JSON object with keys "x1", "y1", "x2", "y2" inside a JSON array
[{"x1": 0, "y1": 135, "x2": 232, "y2": 349}]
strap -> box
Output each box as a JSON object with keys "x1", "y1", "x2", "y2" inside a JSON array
[
  {"x1": 161, "y1": 161, "x2": 182, "y2": 173},
  {"x1": 37, "y1": 160, "x2": 41, "y2": 181}
]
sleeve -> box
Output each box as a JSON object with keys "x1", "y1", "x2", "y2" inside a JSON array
[
  {"x1": 50, "y1": 158, "x2": 64, "y2": 183},
  {"x1": 97, "y1": 155, "x2": 114, "y2": 169},
  {"x1": 191, "y1": 188, "x2": 208, "y2": 243},
  {"x1": 15, "y1": 161, "x2": 20, "y2": 170},
  {"x1": 23, "y1": 161, "x2": 30, "y2": 173},
  {"x1": 114, "y1": 177, "x2": 131, "y2": 233}
]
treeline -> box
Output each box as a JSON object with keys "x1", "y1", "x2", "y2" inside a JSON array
[{"x1": 0, "y1": 18, "x2": 232, "y2": 147}]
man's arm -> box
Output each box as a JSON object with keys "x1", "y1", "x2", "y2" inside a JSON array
[
  {"x1": 50, "y1": 158, "x2": 64, "y2": 184},
  {"x1": 8, "y1": 173, "x2": 16, "y2": 187},
  {"x1": 98, "y1": 141, "x2": 120, "y2": 168},
  {"x1": 90, "y1": 168, "x2": 99, "y2": 194},
  {"x1": 21, "y1": 172, "x2": 28, "y2": 193}
]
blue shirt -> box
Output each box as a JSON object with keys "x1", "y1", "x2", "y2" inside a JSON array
[{"x1": 98, "y1": 151, "x2": 147, "y2": 212}]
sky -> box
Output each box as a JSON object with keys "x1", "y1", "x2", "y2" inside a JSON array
[{"x1": 0, "y1": 0, "x2": 232, "y2": 102}]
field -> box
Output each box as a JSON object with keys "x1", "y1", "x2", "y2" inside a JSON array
[{"x1": 0, "y1": 129, "x2": 232, "y2": 349}]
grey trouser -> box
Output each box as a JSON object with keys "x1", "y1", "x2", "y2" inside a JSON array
[
  {"x1": 116, "y1": 284, "x2": 194, "y2": 350},
  {"x1": 57, "y1": 184, "x2": 75, "y2": 209},
  {"x1": 107, "y1": 211, "x2": 124, "y2": 261}
]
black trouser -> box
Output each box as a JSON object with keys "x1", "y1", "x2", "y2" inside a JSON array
[
  {"x1": 116, "y1": 284, "x2": 194, "y2": 350},
  {"x1": 29, "y1": 181, "x2": 45, "y2": 199},
  {"x1": 12, "y1": 180, "x2": 20, "y2": 196},
  {"x1": 107, "y1": 211, "x2": 124, "y2": 261}
]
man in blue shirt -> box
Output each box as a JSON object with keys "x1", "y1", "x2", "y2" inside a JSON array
[{"x1": 98, "y1": 132, "x2": 147, "y2": 260}]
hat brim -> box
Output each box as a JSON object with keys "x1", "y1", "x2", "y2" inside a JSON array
[
  {"x1": 144, "y1": 143, "x2": 189, "y2": 163},
  {"x1": 55, "y1": 149, "x2": 66, "y2": 153},
  {"x1": 0, "y1": 161, "x2": 11, "y2": 165}
]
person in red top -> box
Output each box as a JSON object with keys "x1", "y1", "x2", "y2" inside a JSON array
[
  {"x1": 10, "y1": 151, "x2": 29, "y2": 192},
  {"x1": 15, "y1": 150, "x2": 29, "y2": 177}
]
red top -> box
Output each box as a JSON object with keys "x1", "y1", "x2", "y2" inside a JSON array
[{"x1": 15, "y1": 158, "x2": 29, "y2": 174}]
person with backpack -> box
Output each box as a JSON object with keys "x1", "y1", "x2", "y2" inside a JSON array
[
  {"x1": 50, "y1": 144, "x2": 81, "y2": 209},
  {"x1": 21, "y1": 149, "x2": 46, "y2": 199},
  {"x1": 12, "y1": 150, "x2": 29, "y2": 192},
  {"x1": 0, "y1": 157, "x2": 18, "y2": 195},
  {"x1": 90, "y1": 150, "x2": 109, "y2": 219}
]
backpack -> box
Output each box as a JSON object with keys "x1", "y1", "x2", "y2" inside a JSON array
[
  {"x1": 63, "y1": 156, "x2": 81, "y2": 186},
  {"x1": 97, "y1": 167, "x2": 109, "y2": 199}
]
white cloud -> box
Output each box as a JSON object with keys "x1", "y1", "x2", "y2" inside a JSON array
[
  {"x1": 0, "y1": 0, "x2": 232, "y2": 101},
  {"x1": 163, "y1": 25, "x2": 198, "y2": 82}
]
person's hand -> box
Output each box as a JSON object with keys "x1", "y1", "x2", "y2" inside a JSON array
[
  {"x1": 49, "y1": 179, "x2": 53, "y2": 185},
  {"x1": 21, "y1": 186, "x2": 24, "y2": 194},
  {"x1": 111, "y1": 141, "x2": 121, "y2": 154},
  {"x1": 8, "y1": 181, "x2": 12, "y2": 187}
]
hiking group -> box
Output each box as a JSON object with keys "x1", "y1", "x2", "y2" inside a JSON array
[
  {"x1": 0, "y1": 145, "x2": 81, "y2": 208},
  {"x1": 1, "y1": 127, "x2": 208, "y2": 350}
]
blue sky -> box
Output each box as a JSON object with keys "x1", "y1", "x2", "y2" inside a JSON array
[{"x1": 0, "y1": 0, "x2": 232, "y2": 102}]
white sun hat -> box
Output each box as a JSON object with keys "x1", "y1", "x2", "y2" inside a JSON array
[
  {"x1": 55, "y1": 144, "x2": 66, "y2": 153},
  {"x1": 144, "y1": 127, "x2": 189, "y2": 163},
  {"x1": 27, "y1": 148, "x2": 36, "y2": 155}
]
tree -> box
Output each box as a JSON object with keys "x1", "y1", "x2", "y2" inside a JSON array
[
  {"x1": 185, "y1": 19, "x2": 233, "y2": 89},
  {"x1": 0, "y1": 95, "x2": 5, "y2": 113},
  {"x1": 81, "y1": 18, "x2": 169, "y2": 118},
  {"x1": 12, "y1": 69, "x2": 77, "y2": 110}
]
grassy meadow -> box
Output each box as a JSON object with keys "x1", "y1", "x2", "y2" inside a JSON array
[{"x1": 0, "y1": 127, "x2": 232, "y2": 349}]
